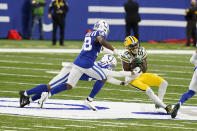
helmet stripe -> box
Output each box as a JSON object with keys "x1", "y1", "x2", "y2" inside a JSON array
[{"x1": 128, "y1": 36, "x2": 135, "y2": 44}]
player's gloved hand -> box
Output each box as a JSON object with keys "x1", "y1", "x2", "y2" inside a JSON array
[
  {"x1": 133, "y1": 58, "x2": 143, "y2": 65},
  {"x1": 132, "y1": 67, "x2": 142, "y2": 74},
  {"x1": 133, "y1": 58, "x2": 143, "y2": 71},
  {"x1": 120, "y1": 81, "x2": 128, "y2": 86}
]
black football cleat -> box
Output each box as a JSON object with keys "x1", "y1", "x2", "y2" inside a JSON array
[
  {"x1": 19, "y1": 90, "x2": 30, "y2": 108},
  {"x1": 171, "y1": 103, "x2": 180, "y2": 118}
]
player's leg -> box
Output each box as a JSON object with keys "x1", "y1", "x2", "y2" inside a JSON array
[
  {"x1": 19, "y1": 84, "x2": 49, "y2": 108},
  {"x1": 46, "y1": 66, "x2": 73, "y2": 97},
  {"x1": 171, "y1": 70, "x2": 197, "y2": 118},
  {"x1": 38, "y1": 74, "x2": 70, "y2": 108},
  {"x1": 35, "y1": 67, "x2": 70, "y2": 105},
  {"x1": 129, "y1": 79, "x2": 167, "y2": 110},
  {"x1": 19, "y1": 66, "x2": 71, "y2": 107},
  {"x1": 180, "y1": 89, "x2": 196, "y2": 104},
  {"x1": 144, "y1": 73, "x2": 172, "y2": 113},
  {"x1": 39, "y1": 65, "x2": 83, "y2": 107},
  {"x1": 84, "y1": 64, "x2": 107, "y2": 111},
  {"x1": 130, "y1": 75, "x2": 172, "y2": 114},
  {"x1": 181, "y1": 70, "x2": 197, "y2": 104},
  {"x1": 141, "y1": 73, "x2": 168, "y2": 106},
  {"x1": 145, "y1": 73, "x2": 168, "y2": 102},
  {"x1": 146, "y1": 87, "x2": 172, "y2": 114},
  {"x1": 158, "y1": 80, "x2": 168, "y2": 102}
]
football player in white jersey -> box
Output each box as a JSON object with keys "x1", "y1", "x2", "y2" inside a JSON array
[
  {"x1": 120, "y1": 36, "x2": 172, "y2": 114},
  {"x1": 171, "y1": 50, "x2": 197, "y2": 118},
  {"x1": 19, "y1": 54, "x2": 133, "y2": 110}
]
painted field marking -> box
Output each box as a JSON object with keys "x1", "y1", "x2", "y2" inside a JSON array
[{"x1": 0, "y1": 97, "x2": 197, "y2": 120}]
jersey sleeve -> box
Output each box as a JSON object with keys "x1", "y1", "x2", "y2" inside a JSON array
[{"x1": 120, "y1": 51, "x2": 132, "y2": 63}]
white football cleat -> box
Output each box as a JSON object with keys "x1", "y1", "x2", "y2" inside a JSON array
[
  {"x1": 38, "y1": 92, "x2": 49, "y2": 108},
  {"x1": 84, "y1": 98, "x2": 98, "y2": 111}
]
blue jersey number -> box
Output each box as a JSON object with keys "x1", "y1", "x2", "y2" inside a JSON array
[{"x1": 82, "y1": 37, "x2": 92, "y2": 51}]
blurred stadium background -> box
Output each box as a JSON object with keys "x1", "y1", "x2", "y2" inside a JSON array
[
  {"x1": 0, "y1": 0, "x2": 197, "y2": 131},
  {"x1": 0, "y1": 0, "x2": 191, "y2": 41}
]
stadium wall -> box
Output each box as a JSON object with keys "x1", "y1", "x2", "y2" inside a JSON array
[{"x1": 0, "y1": 0, "x2": 190, "y2": 41}]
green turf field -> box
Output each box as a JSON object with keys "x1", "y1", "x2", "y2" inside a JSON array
[
  {"x1": 0, "y1": 39, "x2": 196, "y2": 50},
  {"x1": 0, "y1": 40, "x2": 197, "y2": 131}
]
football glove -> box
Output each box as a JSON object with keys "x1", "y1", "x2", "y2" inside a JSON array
[
  {"x1": 133, "y1": 58, "x2": 143, "y2": 71},
  {"x1": 133, "y1": 58, "x2": 143, "y2": 65}
]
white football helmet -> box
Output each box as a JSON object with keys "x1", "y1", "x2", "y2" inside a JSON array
[
  {"x1": 100, "y1": 54, "x2": 117, "y2": 69},
  {"x1": 93, "y1": 20, "x2": 109, "y2": 36}
]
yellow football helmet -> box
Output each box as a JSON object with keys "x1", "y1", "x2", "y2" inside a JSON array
[{"x1": 124, "y1": 36, "x2": 139, "y2": 54}]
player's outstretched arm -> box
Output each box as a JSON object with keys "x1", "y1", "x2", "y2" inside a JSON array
[
  {"x1": 95, "y1": 36, "x2": 119, "y2": 55},
  {"x1": 107, "y1": 77, "x2": 125, "y2": 86}
]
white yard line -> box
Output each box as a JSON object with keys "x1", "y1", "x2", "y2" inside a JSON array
[
  {"x1": 0, "y1": 65, "x2": 193, "y2": 75},
  {"x1": 0, "y1": 60, "x2": 58, "y2": 65},
  {"x1": 0, "y1": 54, "x2": 73, "y2": 61},
  {"x1": 60, "y1": 120, "x2": 197, "y2": 130},
  {"x1": 64, "y1": 125, "x2": 95, "y2": 128},
  {"x1": 0, "y1": 66, "x2": 51, "y2": 71},
  {"x1": 34, "y1": 125, "x2": 66, "y2": 129},
  {"x1": 0, "y1": 73, "x2": 52, "y2": 78},
  {"x1": 0, "y1": 48, "x2": 195, "y2": 54},
  {"x1": 93, "y1": 124, "x2": 128, "y2": 127},
  {"x1": 1, "y1": 126, "x2": 31, "y2": 130}
]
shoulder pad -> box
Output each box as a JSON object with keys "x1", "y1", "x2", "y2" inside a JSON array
[
  {"x1": 120, "y1": 51, "x2": 132, "y2": 63},
  {"x1": 137, "y1": 47, "x2": 147, "y2": 59}
]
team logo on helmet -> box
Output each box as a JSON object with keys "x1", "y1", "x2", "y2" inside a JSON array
[
  {"x1": 93, "y1": 20, "x2": 109, "y2": 36},
  {"x1": 124, "y1": 36, "x2": 139, "y2": 54},
  {"x1": 100, "y1": 54, "x2": 117, "y2": 69}
]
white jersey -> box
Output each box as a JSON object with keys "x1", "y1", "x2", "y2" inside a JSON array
[
  {"x1": 120, "y1": 46, "x2": 147, "y2": 63},
  {"x1": 49, "y1": 62, "x2": 133, "y2": 87},
  {"x1": 120, "y1": 46, "x2": 147, "y2": 83}
]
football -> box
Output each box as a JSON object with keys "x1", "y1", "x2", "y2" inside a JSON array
[
  {"x1": 130, "y1": 58, "x2": 143, "y2": 71},
  {"x1": 130, "y1": 60, "x2": 139, "y2": 70}
]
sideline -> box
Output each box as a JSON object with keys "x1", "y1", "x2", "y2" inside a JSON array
[{"x1": 0, "y1": 48, "x2": 195, "y2": 54}]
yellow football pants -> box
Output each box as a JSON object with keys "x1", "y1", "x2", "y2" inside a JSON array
[{"x1": 128, "y1": 73, "x2": 164, "y2": 91}]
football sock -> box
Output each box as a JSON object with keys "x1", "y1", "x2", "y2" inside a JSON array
[
  {"x1": 158, "y1": 80, "x2": 168, "y2": 101},
  {"x1": 146, "y1": 87, "x2": 166, "y2": 108},
  {"x1": 50, "y1": 83, "x2": 67, "y2": 96},
  {"x1": 26, "y1": 84, "x2": 48, "y2": 96},
  {"x1": 179, "y1": 90, "x2": 195, "y2": 104},
  {"x1": 87, "y1": 96, "x2": 94, "y2": 102},
  {"x1": 29, "y1": 97, "x2": 33, "y2": 102},
  {"x1": 31, "y1": 93, "x2": 42, "y2": 101},
  {"x1": 89, "y1": 80, "x2": 104, "y2": 99}
]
